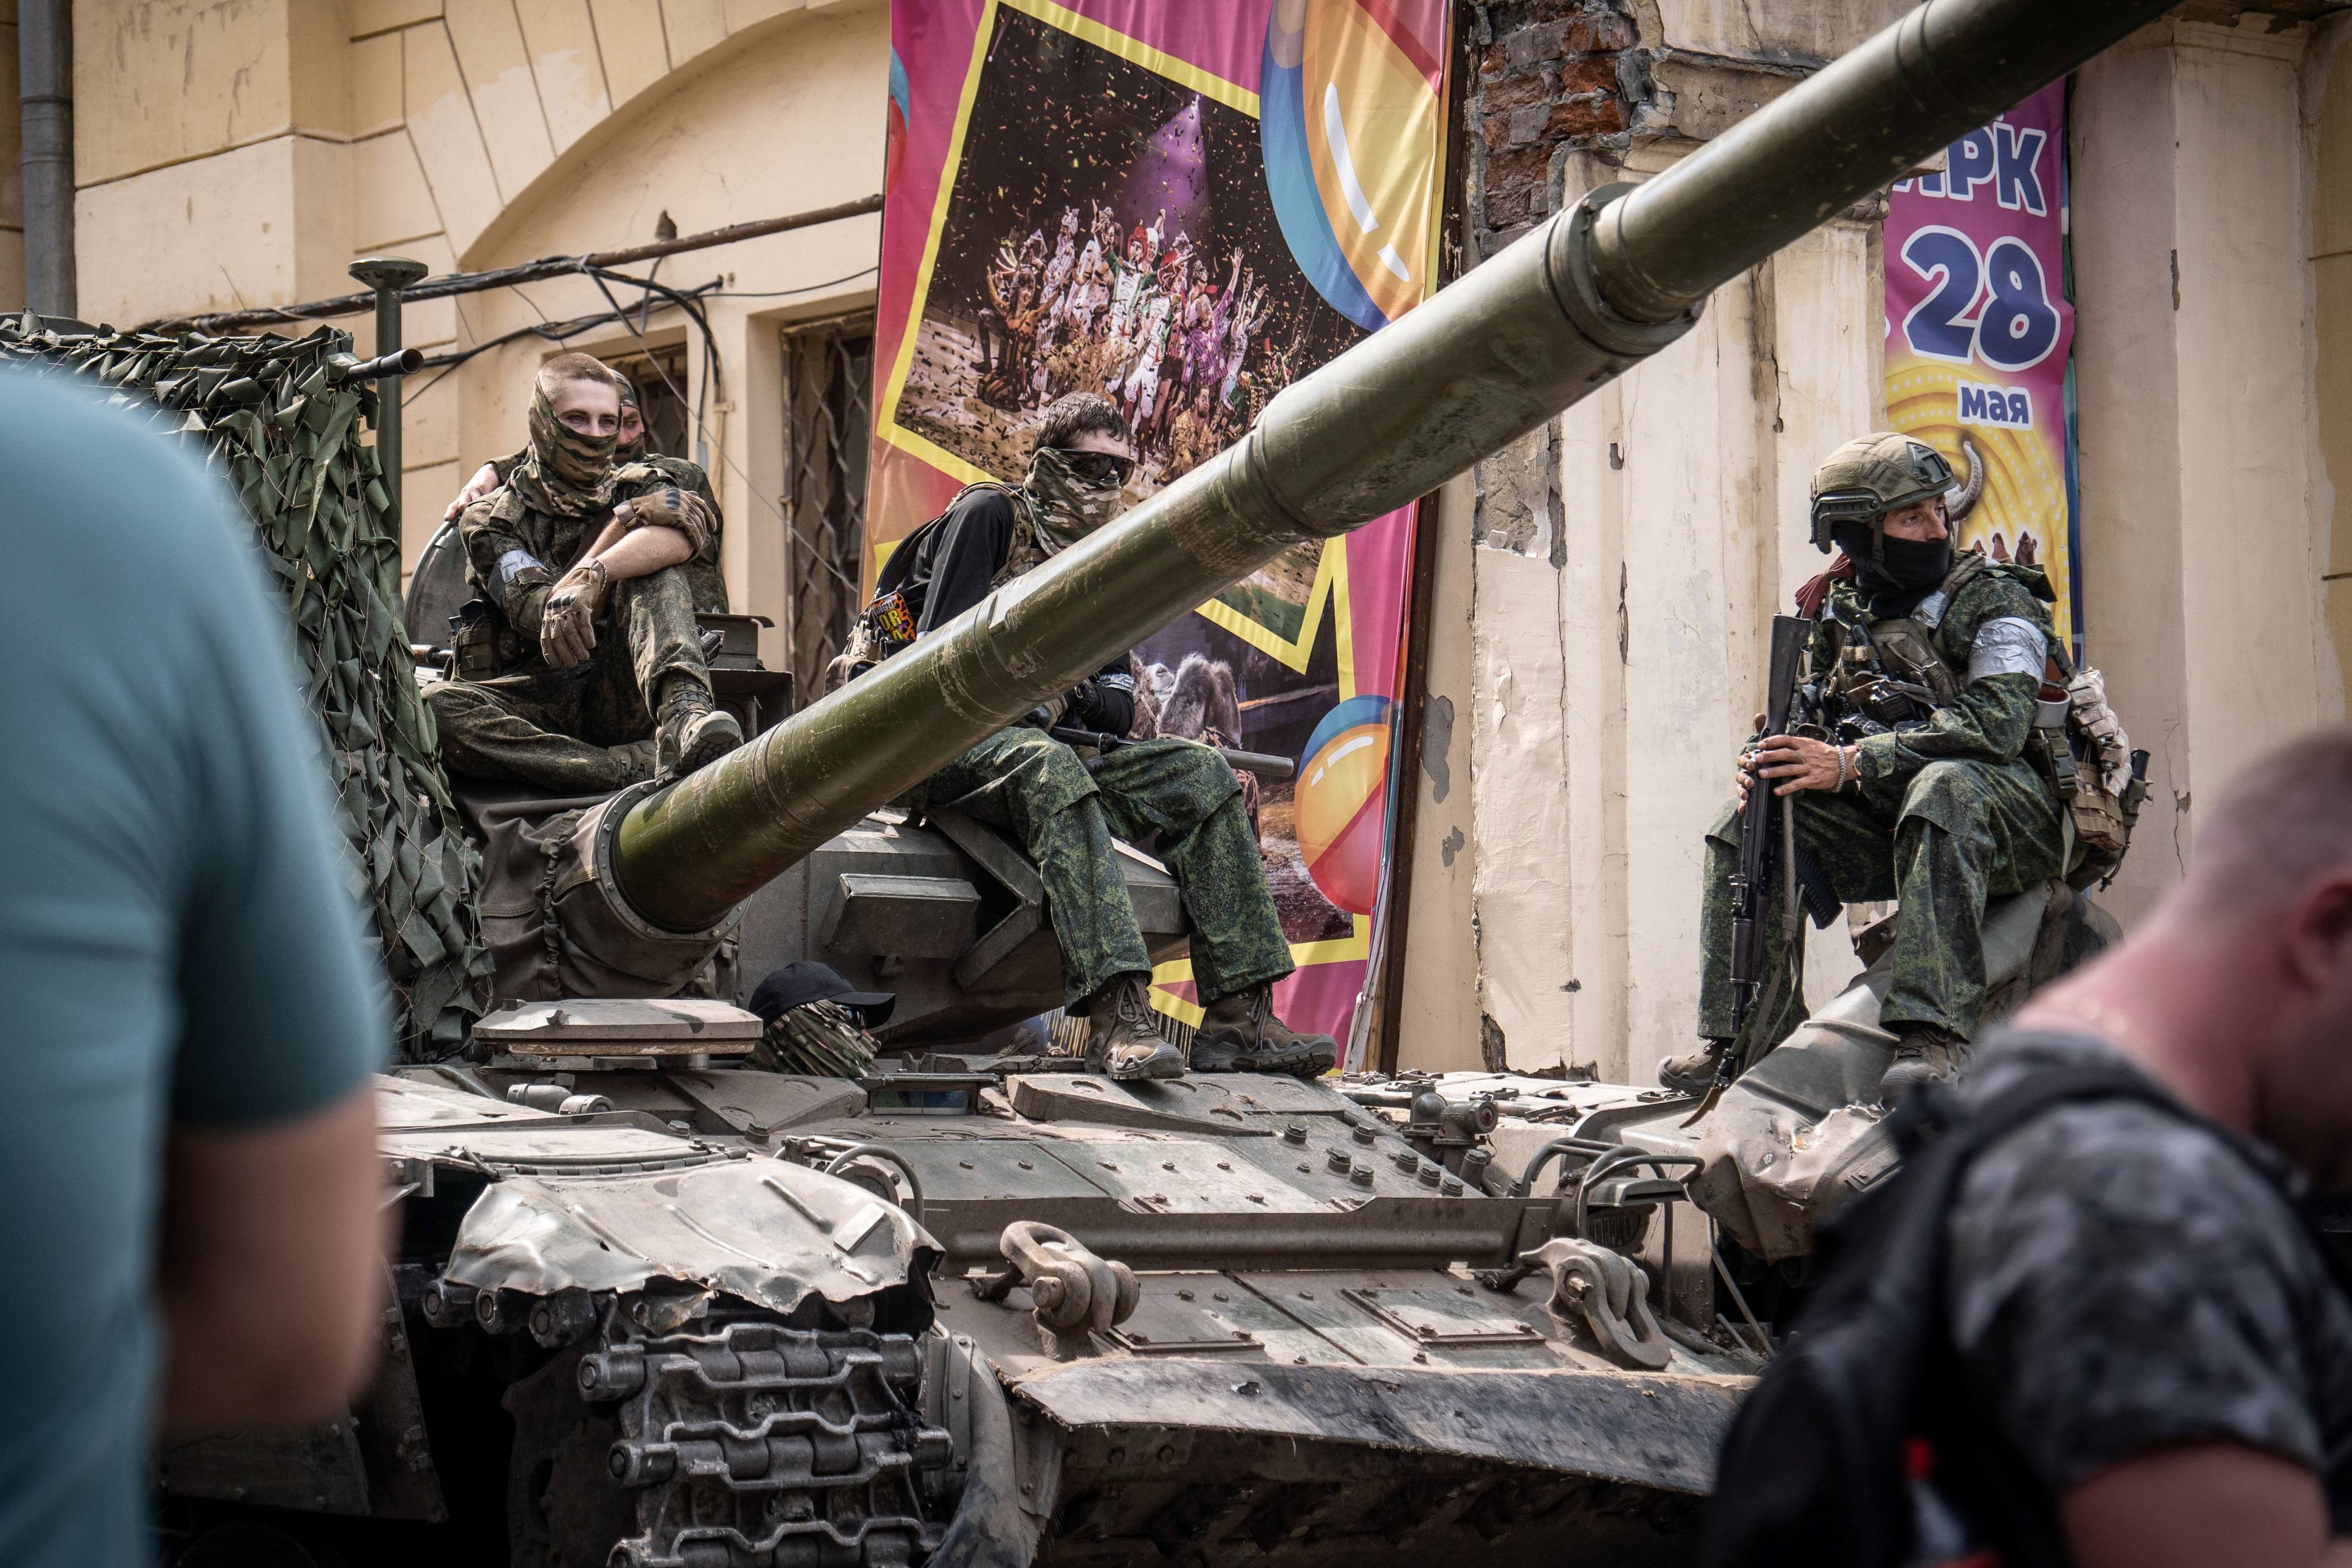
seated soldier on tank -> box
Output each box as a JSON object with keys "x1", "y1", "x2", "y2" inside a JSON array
[
  {"x1": 851, "y1": 392, "x2": 1335, "y2": 1083},
  {"x1": 444, "y1": 372, "x2": 728, "y2": 615},
  {"x1": 1660, "y1": 432, "x2": 2069, "y2": 1104},
  {"x1": 427, "y1": 352, "x2": 740, "y2": 794}
]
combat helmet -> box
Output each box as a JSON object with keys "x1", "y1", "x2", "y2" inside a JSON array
[{"x1": 1808, "y1": 432, "x2": 1955, "y2": 553}]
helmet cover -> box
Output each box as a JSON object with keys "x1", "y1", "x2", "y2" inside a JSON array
[{"x1": 1808, "y1": 432, "x2": 1955, "y2": 552}]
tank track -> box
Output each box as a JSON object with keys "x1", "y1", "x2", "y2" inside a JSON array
[{"x1": 578, "y1": 1316, "x2": 955, "y2": 1568}]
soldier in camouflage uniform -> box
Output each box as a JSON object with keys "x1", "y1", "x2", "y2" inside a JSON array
[
  {"x1": 1662, "y1": 433, "x2": 2068, "y2": 1103},
  {"x1": 861, "y1": 393, "x2": 1334, "y2": 1083},
  {"x1": 427, "y1": 354, "x2": 741, "y2": 794},
  {"x1": 445, "y1": 375, "x2": 729, "y2": 616}
]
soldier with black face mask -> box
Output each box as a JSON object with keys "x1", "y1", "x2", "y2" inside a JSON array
[{"x1": 1660, "y1": 433, "x2": 2071, "y2": 1103}]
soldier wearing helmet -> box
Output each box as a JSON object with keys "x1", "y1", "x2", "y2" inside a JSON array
[{"x1": 1659, "y1": 432, "x2": 2071, "y2": 1103}]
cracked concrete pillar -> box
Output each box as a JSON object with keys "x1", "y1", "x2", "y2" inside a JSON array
[{"x1": 2071, "y1": 18, "x2": 2338, "y2": 926}]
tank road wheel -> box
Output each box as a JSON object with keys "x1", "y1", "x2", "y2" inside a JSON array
[
  {"x1": 505, "y1": 1341, "x2": 635, "y2": 1568},
  {"x1": 508, "y1": 1309, "x2": 957, "y2": 1568}
]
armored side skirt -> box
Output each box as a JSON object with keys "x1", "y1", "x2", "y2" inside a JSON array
[{"x1": 1006, "y1": 1360, "x2": 1733, "y2": 1566}]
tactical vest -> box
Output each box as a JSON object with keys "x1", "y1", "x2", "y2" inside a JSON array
[
  {"x1": 1816, "y1": 551, "x2": 2148, "y2": 889},
  {"x1": 450, "y1": 486, "x2": 603, "y2": 681},
  {"x1": 1829, "y1": 550, "x2": 1997, "y2": 712}
]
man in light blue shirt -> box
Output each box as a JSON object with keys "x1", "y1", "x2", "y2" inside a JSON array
[{"x1": 0, "y1": 370, "x2": 391, "y2": 1565}]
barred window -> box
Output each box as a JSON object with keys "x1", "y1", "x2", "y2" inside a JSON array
[
  {"x1": 606, "y1": 343, "x2": 693, "y2": 460},
  {"x1": 781, "y1": 319, "x2": 874, "y2": 693}
]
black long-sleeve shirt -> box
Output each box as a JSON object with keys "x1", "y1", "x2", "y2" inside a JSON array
[{"x1": 881, "y1": 486, "x2": 1134, "y2": 732}]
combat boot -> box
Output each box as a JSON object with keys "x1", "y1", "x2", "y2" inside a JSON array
[
  {"x1": 1192, "y1": 986, "x2": 1338, "y2": 1079},
  {"x1": 655, "y1": 679, "x2": 743, "y2": 780},
  {"x1": 1083, "y1": 974, "x2": 1184, "y2": 1082},
  {"x1": 608, "y1": 739, "x2": 658, "y2": 784},
  {"x1": 1658, "y1": 1039, "x2": 1732, "y2": 1095},
  {"x1": 1879, "y1": 1024, "x2": 1968, "y2": 1103}
]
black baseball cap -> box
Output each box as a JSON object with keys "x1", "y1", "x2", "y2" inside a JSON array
[{"x1": 747, "y1": 961, "x2": 896, "y2": 1027}]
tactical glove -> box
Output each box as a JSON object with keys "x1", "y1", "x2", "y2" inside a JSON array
[
  {"x1": 540, "y1": 558, "x2": 610, "y2": 670},
  {"x1": 509, "y1": 582, "x2": 552, "y2": 642},
  {"x1": 615, "y1": 484, "x2": 716, "y2": 556},
  {"x1": 1019, "y1": 691, "x2": 1071, "y2": 730}
]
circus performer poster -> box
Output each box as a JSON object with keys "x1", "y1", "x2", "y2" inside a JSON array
[
  {"x1": 1885, "y1": 81, "x2": 2082, "y2": 646},
  {"x1": 872, "y1": 0, "x2": 1451, "y2": 1055}
]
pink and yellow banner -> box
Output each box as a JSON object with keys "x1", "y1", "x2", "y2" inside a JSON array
[
  {"x1": 872, "y1": 0, "x2": 1451, "y2": 1050},
  {"x1": 1885, "y1": 81, "x2": 2079, "y2": 644}
]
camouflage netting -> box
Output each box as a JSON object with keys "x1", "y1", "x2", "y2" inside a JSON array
[{"x1": 0, "y1": 312, "x2": 493, "y2": 1057}]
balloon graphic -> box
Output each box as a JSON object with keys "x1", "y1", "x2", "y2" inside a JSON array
[
  {"x1": 885, "y1": 48, "x2": 910, "y2": 195},
  {"x1": 1293, "y1": 695, "x2": 1393, "y2": 916},
  {"x1": 1260, "y1": 0, "x2": 1445, "y2": 332}
]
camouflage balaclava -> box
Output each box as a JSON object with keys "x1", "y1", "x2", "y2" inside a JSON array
[
  {"x1": 1023, "y1": 445, "x2": 1123, "y2": 555},
  {"x1": 512, "y1": 377, "x2": 619, "y2": 517},
  {"x1": 615, "y1": 381, "x2": 647, "y2": 465}
]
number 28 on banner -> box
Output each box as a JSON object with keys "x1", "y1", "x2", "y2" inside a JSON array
[{"x1": 1899, "y1": 227, "x2": 2062, "y2": 372}]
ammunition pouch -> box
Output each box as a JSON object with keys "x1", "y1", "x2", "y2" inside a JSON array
[
  {"x1": 1863, "y1": 617, "x2": 1960, "y2": 705},
  {"x1": 1821, "y1": 581, "x2": 2147, "y2": 890},
  {"x1": 1843, "y1": 674, "x2": 1932, "y2": 728},
  {"x1": 2028, "y1": 666, "x2": 2148, "y2": 890},
  {"x1": 451, "y1": 597, "x2": 505, "y2": 682}
]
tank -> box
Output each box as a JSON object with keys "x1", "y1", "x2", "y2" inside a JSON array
[{"x1": 159, "y1": 0, "x2": 2178, "y2": 1562}]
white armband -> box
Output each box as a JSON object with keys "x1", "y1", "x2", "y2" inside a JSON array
[
  {"x1": 1968, "y1": 617, "x2": 2047, "y2": 682},
  {"x1": 496, "y1": 547, "x2": 547, "y2": 588}
]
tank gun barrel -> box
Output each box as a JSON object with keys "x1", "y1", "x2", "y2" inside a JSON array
[{"x1": 614, "y1": 0, "x2": 2170, "y2": 934}]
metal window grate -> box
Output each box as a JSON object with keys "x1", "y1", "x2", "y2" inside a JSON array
[
  {"x1": 607, "y1": 344, "x2": 693, "y2": 459},
  {"x1": 781, "y1": 319, "x2": 874, "y2": 693}
]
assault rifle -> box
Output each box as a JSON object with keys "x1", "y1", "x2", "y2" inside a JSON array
[
  {"x1": 1049, "y1": 725, "x2": 1297, "y2": 782},
  {"x1": 1728, "y1": 615, "x2": 1813, "y2": 1041},
  {"x1": 1684, "y1": 616, "x2": 1815, "y2": 1122}
]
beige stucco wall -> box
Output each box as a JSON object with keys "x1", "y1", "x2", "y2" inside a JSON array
[
  {"x1": 71, "y1": 0, "x2": 887, "y2": 673},
  {"x1": 2069, "y1": 17, "x2": 2343, "y2": 924},
  {"x1": 1394, "y1": 472, "x2": 1480, "y2": 1069},
  {"x1": 417, "y1": 2, "x2": 887, "y2": 662},
  {"x1": 2314, "y1": 16, "x2": 2352, "y2": 709},
  {"x1": 1433, "y1": 195, "x2": 1876, "y2": 1083},
  {"x1": 1642, "y1": 0, "x2": 1910, "y2": 64}
]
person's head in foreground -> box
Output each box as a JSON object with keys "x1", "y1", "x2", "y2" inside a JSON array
[
  {"x1": 1972, "y1": 727, "x2": 2352, "y2": 1568},
  {"x1": 1709, "y1": 728, "x2": 2352, "y2": 1568},
  {"x1": 1985, "y1": 728, "x2": 2351, "y2": 1561},
  {"x1": 2024, "y1": 727, "x2": 2352, "y2": 1183}
]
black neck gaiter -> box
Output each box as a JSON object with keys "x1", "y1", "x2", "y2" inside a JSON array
[{"x1": 1841, "y1": 527, "x2": 1953, "y2": 620}]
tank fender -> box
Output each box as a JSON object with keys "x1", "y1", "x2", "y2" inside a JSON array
[{"x1": 441, "y1": 1156, "x2": 939, "y2": 1315}]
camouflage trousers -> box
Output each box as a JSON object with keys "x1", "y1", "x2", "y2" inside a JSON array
[
  {"x1": 1697, "y1": 756, "x2": 2065, "y2": 1045},
  {"x1": 427, "y1": 565, "x2": 709, "y2": 795},
  {"x1": 909, "y1": 728, "x2": 1293, "y2": 1009}
]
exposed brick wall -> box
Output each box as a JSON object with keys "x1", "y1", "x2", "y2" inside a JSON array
[{"x1": 1463, "y1": 2, "x2": 1644, "y2": 252}]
